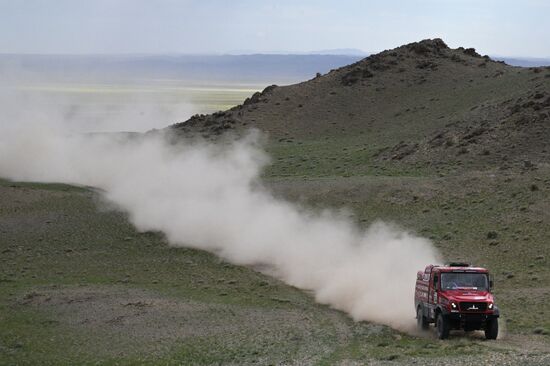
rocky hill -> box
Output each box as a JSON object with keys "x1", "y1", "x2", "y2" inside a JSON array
[{"x1": 173, "y1": 38, "x2": 550, "y2": 172}]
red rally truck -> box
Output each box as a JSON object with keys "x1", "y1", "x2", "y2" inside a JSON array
[{"x1": 414, "y1": 263, "x2": 499, "y2": 339}]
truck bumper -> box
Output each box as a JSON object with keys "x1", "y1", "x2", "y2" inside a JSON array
[{"x1": 442, "y1": 307, "x2": 499, "y2": 331}]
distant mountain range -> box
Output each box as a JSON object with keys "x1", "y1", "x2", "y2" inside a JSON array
[
  {"x1": 0, "y1": 49, "x2": 550, "y2": 85},
  {"x1": 1, "y1": 52, "x2": 548, "y2": 85},
  {"x1": 225, "y1": 48, "x2": 368, "y2": 56},
  {"x1": 492, "y1": 56, "x2": 550, "y2": 67},
  {"x1": 0, "y1": 54, "x2": 363, "y2": 85}
]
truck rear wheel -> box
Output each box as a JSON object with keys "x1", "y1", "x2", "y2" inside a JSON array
[
  {"x1": 485, "y1": 318, "x2": 498, "y2": 340},
  {"x1": 417, "y1": 307, "x2": 429, "y2": 330},
  {"x1": 436, "y1": 313, "x2": 450, "y2": 339}
]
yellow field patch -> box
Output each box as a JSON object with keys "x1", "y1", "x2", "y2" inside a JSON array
[{"x1": 15, "y1": 82, "x2": 263, "y2": 114}]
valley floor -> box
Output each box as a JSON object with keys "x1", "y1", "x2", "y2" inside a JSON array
[{"x1": 1, "y1": 175, "x2": 548, "y2": 365}]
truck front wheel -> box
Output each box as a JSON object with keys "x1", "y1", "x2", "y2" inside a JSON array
[
  {"x1": 485, "y1": 318, "x2": 498, "y2": 340},
  {"x1": 417, "y1": 307, "x2": 429, "y2": 330},
  {"x1": 436, "y1": 313, "x2": 450, "y2": 339}
]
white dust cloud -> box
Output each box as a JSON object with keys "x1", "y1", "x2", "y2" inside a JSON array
[{"x1": 0, "y1": 85, "x2": 440, "y2": 331}]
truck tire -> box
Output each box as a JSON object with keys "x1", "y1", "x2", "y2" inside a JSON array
[
  {"x1": 417, "y1": 307, "x2": 429, "y2": 330},
  {"x1": 436, "y1": 313, "x2": 450, "y2": 339},
  {"x1": 485, "y1": 318, "x2": 498, "y2": 340}
]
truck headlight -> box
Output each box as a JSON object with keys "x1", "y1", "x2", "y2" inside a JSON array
[
  {"x1": 488, "y1": 303, "x2": 494, "y2": 310},
  {"x1": 451, "y1": 302, "x2": 458, "y2": 309}
]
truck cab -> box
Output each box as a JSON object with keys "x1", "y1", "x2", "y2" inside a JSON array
[{"x1": 414, "y1": 263, "x2": 499, "y2": 339}]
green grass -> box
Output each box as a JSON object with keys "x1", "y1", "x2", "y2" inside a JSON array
[
  {"x1": 0, "y1": 179, "x2": 384, "y2": 364},
  {"x1": 264, "y1": 135, "x2": 434, "y2": 179}
]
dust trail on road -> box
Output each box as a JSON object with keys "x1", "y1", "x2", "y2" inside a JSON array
[{"x1": 0, "y1": 92, "x2": 440, "y2": 331}]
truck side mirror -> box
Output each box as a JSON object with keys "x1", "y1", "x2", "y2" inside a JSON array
[
  {"x1": 417, "y1": 271, "x2": 423, "y2": 280},
  {"x1": 489, "y1": 279, "x2": 494, "y2": 289}
]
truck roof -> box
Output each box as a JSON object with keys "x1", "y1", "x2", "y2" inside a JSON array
[
  {"x1": 423, "y1": 264, "x2": 489, "y2": 273},
  {"x1": 435, "y1": 266, "x2": 488, "y2": 272}
]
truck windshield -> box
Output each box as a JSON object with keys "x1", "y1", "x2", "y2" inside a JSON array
[{"x1": 440, "y1": 272, "x2": 489, "y2": 291}]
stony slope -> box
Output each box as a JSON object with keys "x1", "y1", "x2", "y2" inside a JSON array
[{"x1": 173, "y1": 38, "x2": 550, "y2": 171}]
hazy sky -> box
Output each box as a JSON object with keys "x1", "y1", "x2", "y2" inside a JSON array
[{"x1": 1, "y1": 0, "x2": 548, "y2": 57}]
